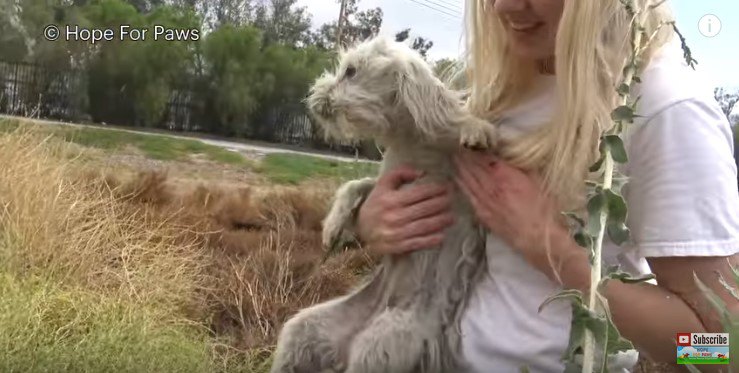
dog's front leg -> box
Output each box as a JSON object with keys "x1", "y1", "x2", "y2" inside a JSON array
[{"x1": 322, "y1": 177, "x2": 376, "y2": 256}]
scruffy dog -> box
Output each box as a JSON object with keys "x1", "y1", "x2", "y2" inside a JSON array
[{"x1": 270, "y1": 35, "x2": 497, "y2": 373}]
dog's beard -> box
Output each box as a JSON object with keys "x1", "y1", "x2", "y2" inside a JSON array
[{"x1": 311, "y1": 89, "x2": 392, "y2": 143}]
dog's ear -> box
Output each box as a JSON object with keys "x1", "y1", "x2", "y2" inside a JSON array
[{"x1": 396, "y1": 59, "x2": 458, "y2": 136}]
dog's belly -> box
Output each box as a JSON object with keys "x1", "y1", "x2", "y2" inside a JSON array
[{"x1": 380, "y1": 199, "x2": 484, "y2": 315}]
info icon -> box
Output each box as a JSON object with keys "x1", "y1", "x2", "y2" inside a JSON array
[
  {"x1": 698, "y1": 14, "x2": 721, "y2": 38},
  {"x1": 677, "y1": 333, "x2": 691, "y2": 346}
]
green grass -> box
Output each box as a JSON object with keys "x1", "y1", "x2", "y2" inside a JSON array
[
  {"x1": 0, "y1": 274, "x2": 214, "y2": 373},
  {"x1": 677, "y1": 358, "x2": 729, "y2": 365},
  {"x1": 59, "y1": 127, "x2": 248, "y2": 165},
  {"x1": 256, "y1": 153, "x2": 379, "y2": 185},
  {"x1": 1, "y1": 118, "x2": 381, "y2": 184},
  {"x1": 0, "y1": 119, "x2": 247, "y2": 165}
]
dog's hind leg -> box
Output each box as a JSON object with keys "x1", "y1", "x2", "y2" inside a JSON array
[
  {"x1": 271, "y1": 268, "x2": 387, "y2": 373},
  {"x1": 322, "y1": 177, "x2": 376, "y2": 254},
  {"x1": 345, "y1": 307, "x2": 438, "y2": 373},
  {"x1": 270, "y1": 298, "x2": 350, "y2": 373}
]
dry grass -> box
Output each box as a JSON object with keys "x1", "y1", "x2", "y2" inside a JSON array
[
  {"x1": 0, "y1": 121, "x2": 378, "y2": 370},
  {"x1": 0, "y1": 120, "x2": 673, "y2": 372},
  {"x1": 0, "y1": 129, "x2": 210, "y2": 317}
]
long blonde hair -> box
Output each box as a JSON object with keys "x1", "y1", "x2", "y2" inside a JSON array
[{"x1": 461, "y1": 0, "x2": 675, "y2": 209}]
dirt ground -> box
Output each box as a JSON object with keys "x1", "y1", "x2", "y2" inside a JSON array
[{"x1": 84, "y1": 145, "x2": 267, "y2": 186}]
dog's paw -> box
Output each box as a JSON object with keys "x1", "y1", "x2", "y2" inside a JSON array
[
  {"x1": 322, "y1": 220, "x2": 345, "y2": 254},
  {"x1": 460, "y1": 120, "x2": 497, "y2": 150}
]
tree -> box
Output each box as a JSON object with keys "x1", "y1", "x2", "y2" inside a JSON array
[
  {"x1": 344, "y1": 7, "x2": 382, "y2": 46},
  {"x1": 252, "y1": 0, "x2": 313, "y2": 47},
  {"x1": 394, "y1": 28, "x2": 434, "y2": 59},
  {"x1": 124, "y1": 0, "x2": 166, "y2": 13},
  {"x1": 312, "y1": 0, "x2": 382, "y2": 50},
  {"x1": 715, "y1": 87, "x2": 739, "y2": 123},
  {"x1": 200, "y1": 24, "x2": 264, "y2": 136},
  {"x1": 199, "y1": 0, "x2": 252, "y2": 30}
]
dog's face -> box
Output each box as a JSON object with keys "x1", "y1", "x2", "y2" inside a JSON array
[{"x1": 306, "y1": 35, "x2": 444, "y2": 142}]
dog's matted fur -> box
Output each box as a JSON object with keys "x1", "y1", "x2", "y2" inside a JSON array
[{"x1": 270, "y1": 35, "x2": 498, "y2": 373}]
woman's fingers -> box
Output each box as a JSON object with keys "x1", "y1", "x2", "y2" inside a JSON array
[
  {"x1": 388, "y1": 212, "x2": 455, "y2": 242},
  {"x1": 454, "y1": 156, "x2": 490, "y2": 204},
  {"x1": 396, "y1": 233, "x2": 446, "y2": 253},
  {"x1": 392, "y1": 182, "x2": 450, "y2": 207},
  {"x1": 377, "y1": 165, "x2": 424, "y2": 190},
  {"x1": 391, "y1": 194, "x2": 451, "y2": 225}
]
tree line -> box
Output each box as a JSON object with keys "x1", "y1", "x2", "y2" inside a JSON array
[
  {"x1": 0, "y1": 0, "x2": 449, "y2": 150},
  {"x1": 2, "y1": 0, "x2": 735, "y2": 150}
]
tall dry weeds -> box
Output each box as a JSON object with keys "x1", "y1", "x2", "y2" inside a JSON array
[
  {"x1": 0, "y1": 122, "x2": 379, "y2": 368},
  {"x1": 0, "y1": 128, "x2": 212, "y2": 321}
]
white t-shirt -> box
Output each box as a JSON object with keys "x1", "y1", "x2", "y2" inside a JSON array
[{"x1": 458, "y1": 39, "x2": 739, "y2": 373}]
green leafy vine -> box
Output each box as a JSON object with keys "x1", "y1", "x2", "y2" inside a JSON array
[{"x1": 540, "y1": 1, "x2": 698, "y2": 372}]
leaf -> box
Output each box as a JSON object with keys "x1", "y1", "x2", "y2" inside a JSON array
[
  {"x1": 607, "y1": 222, "x2": 631, "y2": 246},
  {"x1": 602, "y1": 264, "x2": 621, "y2": 279},
  {"x1": 604, "y1": 189, "x2": 627, "y2": 224},
  {"x1": 603, "y1": 189, "x2": 630, "y2": 245},
  {"x1": 538, "y1": 289, "x2": 583, "y2": 314},
  {"x1": 611, "y1": 176, "x2": 629, "y2": 195},
  {"x1": 585, "y1": 180, "x2": 602, "y2": 190},
  {"x1": 563, "y1": 362, "x2": 582, "y2": 373},
  {"x1": 586, "y1": 191, "x2": 607, "y2": 236},
  {"x1": 589, "y1": 153, "x2": 605, "y2": 172},
  {"x1": 604, "y1": 270, "x2": 656, "y2": 284},
  {"x1": 611, "y1": 105, "x2": 635, "y2": 123},
  {"x1": 574, "y1": 232, "x2": 593, "y2": 249},
  {"x1": 564, "y1": 301, "x2": 590, "y2": 362},
  {"x1": 566, "y1": 298, "x2": 635, "y2": 372},
  {"x1": 616, "y1": 83, "x2": 630, "y2": 96},
  {"x1": 693, "y1": 272, "x2": 734, "y2": 330},
  {"x1": 562, "y1": 212, "x2": 585, "y2": 228},
  {"x1": 604, "y1": 135, "x2": 628, "y2": 163},
  {"x1": 670, "y1": 23, "x2": 698, "y2": 69},
  {"x1": 715, "y1": 271, "x2": 739, "y2": 301},
  {"x1": 519, "y1": 366, "x2": 531, "y2": 373}
]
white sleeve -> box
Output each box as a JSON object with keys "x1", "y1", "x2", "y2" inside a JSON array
[{"x1": 623, "y1": 97, "x2": 739, "y2": 257}]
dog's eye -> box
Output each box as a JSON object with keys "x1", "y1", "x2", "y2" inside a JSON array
[{"x1": 345, "y1": 66, "x2": 357, "y2": 79}]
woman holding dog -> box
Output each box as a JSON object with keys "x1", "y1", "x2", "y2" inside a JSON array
[{"x1": 350, "y1": 0, "x2": 739, "y2": 372}]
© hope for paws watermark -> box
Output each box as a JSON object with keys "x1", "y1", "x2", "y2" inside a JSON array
[{"x1": 43, "y1": 24, "x2": 200, "y2": 43}]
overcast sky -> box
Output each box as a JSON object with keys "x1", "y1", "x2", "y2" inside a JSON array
[{"x1": 296, "y1": 0, "x2": 739, "y2": 90}]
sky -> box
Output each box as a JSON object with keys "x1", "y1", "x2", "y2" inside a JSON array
[{"x1": 296, "y1": 0, "x2": 739, "y2": 90}]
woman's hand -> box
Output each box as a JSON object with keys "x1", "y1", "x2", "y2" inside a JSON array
[
  {"x1": 453, "y1": 149, "x2": 579, "y2": 280},
  {"x1": 356, "y1": 165, "x2": 455, "y2": 255}
]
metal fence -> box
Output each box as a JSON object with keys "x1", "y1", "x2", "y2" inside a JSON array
[
  {"x1": 0, "y1": 60, "x2": 363, "y2": 157},
  {"x1": 0, "y1": 61, "x2": 86, "y2": 121}
]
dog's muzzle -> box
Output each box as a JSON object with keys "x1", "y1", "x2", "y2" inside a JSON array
[{"x1": 307, "y1": 92, "x2": 335, "y2": 120}]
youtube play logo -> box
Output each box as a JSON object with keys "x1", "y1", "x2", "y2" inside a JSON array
[{"x1": 677, "y1": 333, "x2": 691, "y2": 346}]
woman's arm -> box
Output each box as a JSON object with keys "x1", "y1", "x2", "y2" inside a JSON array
[
  {"x1": 454, "y1": 149, "x2": 739, "y2": 370},
  {"x1": 549, "y1": 226, "x2": 739, "y2": 365}
]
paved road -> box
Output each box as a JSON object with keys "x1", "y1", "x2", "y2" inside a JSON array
[{"x1": 2, "y1": 115, "x2": 378, "y2": 163}]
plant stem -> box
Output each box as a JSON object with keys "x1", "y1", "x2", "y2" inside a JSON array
[
  {"x1": 582, "y1": 153, "x2": 614, "y2": 373},
  {"x1": 581, "y1": 4, "x2": 647, "y2": 371}
]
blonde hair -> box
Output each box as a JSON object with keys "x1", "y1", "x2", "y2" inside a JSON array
[{"x1": 461, "y1": 0, "x2": 675, "y2": 209}]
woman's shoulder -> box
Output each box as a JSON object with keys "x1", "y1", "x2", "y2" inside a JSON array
[
  {"x1": 631, "y1": 39, "x2": 719, "y2": 120},
  {"x1": 617, "y1": 40, "x2": 739, "y2": 260},
  {"x1": 623, "y1": 38, "x2": 732, "y2": 149}
]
